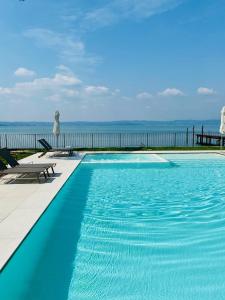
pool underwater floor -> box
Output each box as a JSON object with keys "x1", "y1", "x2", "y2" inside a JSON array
[{"x1": 1, "y1": 153, "x2": 225, "y2": 299}]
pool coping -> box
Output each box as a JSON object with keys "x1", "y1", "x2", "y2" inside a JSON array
[{"x1": 0, "y1": 149, "x2": 224, "y2": 271}]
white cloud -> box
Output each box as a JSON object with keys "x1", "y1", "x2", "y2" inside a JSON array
[
  {"x1": 158, "y1": 88, "x2": 184, "y2": 97},
  {"x1": 84, "y1": 85, "x2": 110, "y2": 96},
  {"x1": 62, "y1": 89, "x2": 79, "y2": 97},
  {"x1": 45, "y1": 94, "x2": 62, "y2": 102},
  {"x1": 81, "y1": 0, "x2": 184, "y2": 30},
  {"x1": 122, "y1": 96, "x2": 132, "y2": 101},
  {"x1": 52, "y1": 73, "x2": 81, "y2": 86},
  {"x1": 61, "y1": 14, "x2": 78, "y2": 22},
  {"x1": 14, "y1": 73, "x2": 81, "y2": 96},
  {"x1": 24, "y1": 28, "x2": 83, "y2": 51},
  {"x1": 0, "y1": 67, "x2": 81, "y2": 99},
  {"x1": 0, "y1": 87, "x2": 13, "y2": 95},
  {"x1": 23, "y1": 28, "x2": 100, "y2": 65},
  {"x1": 197, "y1": 87, "x2": 216, "y2": 96},
  {"x1": 14, "y1": 67, "x2": 36, "y2": 77},
  {"x1": 136, "y1": 92, "x2": 152, "y2": 100},
  {"x1": 0, "y1": 66, "x2": 120, "y2": 106},
  {"x1": 56, "y1": 65, "x2": 74, "y2": 74}
]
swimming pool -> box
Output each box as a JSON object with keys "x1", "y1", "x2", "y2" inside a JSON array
[{"x1": 1, "y1": 153, "x2": 225, "y2": 299}]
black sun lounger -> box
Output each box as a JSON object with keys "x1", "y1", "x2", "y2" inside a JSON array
[
  {"x1": 0, "y1": 160, "x2": 48, "y2": 183},
  {"x1": 0, "y1": 148, "x2": 56, "y2": 174},
  {"x1": 38, "y1": 139, "x2": 73, "y2": 156}
]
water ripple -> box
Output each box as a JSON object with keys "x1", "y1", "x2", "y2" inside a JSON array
[{"x1": 68, "y1": 157, "x2": 225, "y2": 300}]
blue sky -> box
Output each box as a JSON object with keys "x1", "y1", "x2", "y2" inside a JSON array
[{"x1": 0, "y1": 0, "x2": 225, "y2": 121}]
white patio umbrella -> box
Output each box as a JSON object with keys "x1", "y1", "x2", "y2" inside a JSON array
[
  {"x1": 220, "y1": 106, "x2": 225, "y2": 149},
  {"x1": 53, "y1": 110, "x2": 60, "y2": 148}
]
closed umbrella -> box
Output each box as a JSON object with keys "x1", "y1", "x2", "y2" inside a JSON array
[
  {"x1": 220, "y1": 107, "x2": 225, "y2": 149},
  {"x1": 53, "y1": 111, "x2": 60, "y2": 148}
]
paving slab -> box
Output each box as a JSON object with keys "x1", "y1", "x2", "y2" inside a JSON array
[{"x1": 0, "y1": 152, "x2": 83, "y2": 271}]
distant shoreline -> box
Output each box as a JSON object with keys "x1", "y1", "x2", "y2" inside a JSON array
[
  {"x1": 0, "y1": 119, "x2": 219, "y2": 126},
  {"x1": 0, "y1": 120, "x2": 220, "y2": 134}
]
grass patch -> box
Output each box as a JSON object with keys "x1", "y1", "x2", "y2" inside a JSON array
[{"x1": 11, "y1": 150, "x2": 39, "y2": 160}]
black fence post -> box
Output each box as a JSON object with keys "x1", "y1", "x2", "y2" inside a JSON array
[
  {"x1": 192, "y1": 126, "x2": 195, "y2": 146},
  {"x1": 63, "y1": 133, "x2": 66, "y2": 148},
  {"x1": 201, "y1": 125, "x2": 204, "y2": 144},
  {"x1": 120, "y1": 133, "x2": 122, "y2": 148},
  {"x1": 5, "y1": 134, "x2": 7, "y2": 148},
  {"x1": 174, "y1": 133, "x2": 177, "y2": 147},
  {"x1": 186, "y1": 128, "x2": 189, "y2": 146},
  {"x1": 91, "y1": 133, "x2": 94, "y2": 148},
  {"x1": 34, "y1": 134, "x2": 37, "y2": 149}
]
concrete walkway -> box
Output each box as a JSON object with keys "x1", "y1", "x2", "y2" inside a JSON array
[{"x1": 0, "y1": 152, "x2": 83, "y2": 271}]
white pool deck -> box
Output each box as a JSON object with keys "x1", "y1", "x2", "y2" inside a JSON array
[
  {"x1": 0, "y1": 152, "x2": 83, "y2": 271},
  {"x1": 0, "y1": 149, "x2": 224, "y2": 271}
]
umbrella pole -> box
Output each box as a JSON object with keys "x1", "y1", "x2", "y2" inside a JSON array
[{"x1": 220, "y1": 134, "x2": 223, "y2": 151}]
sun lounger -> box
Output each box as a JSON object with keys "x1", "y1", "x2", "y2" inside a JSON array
[
  {"x1": 0, "y1": 149, "x2": 56, "y2": 174},
  {"x1": 0, "y1": 160, "x2": 6, "y2": 176},
  {"x1": 0, "y1": 160, "x2": 48, "y2": 183},
  {"x1": 38, "y1": 139, "x2": 73, "y2": 156}
]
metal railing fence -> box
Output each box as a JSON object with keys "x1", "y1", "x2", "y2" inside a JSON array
[{"x1": 0, "y1": 130, "x2": 219, "y2": 149}]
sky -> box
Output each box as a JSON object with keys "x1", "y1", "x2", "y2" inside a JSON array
[{"x1": 0, "y1": 0, "x2": 225, "y2": 122}]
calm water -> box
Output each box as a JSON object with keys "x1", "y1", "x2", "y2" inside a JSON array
[
  {"x1": 0, "y1": 120, "x2": 220, "y2": 133},
  {"x1": 1, "y1": 153, "x2": 225, "y2": 299}
]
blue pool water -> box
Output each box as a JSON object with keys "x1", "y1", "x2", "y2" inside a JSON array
[{"x1": 1, "y1": 153, "x2": 225, "y2": 299}]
